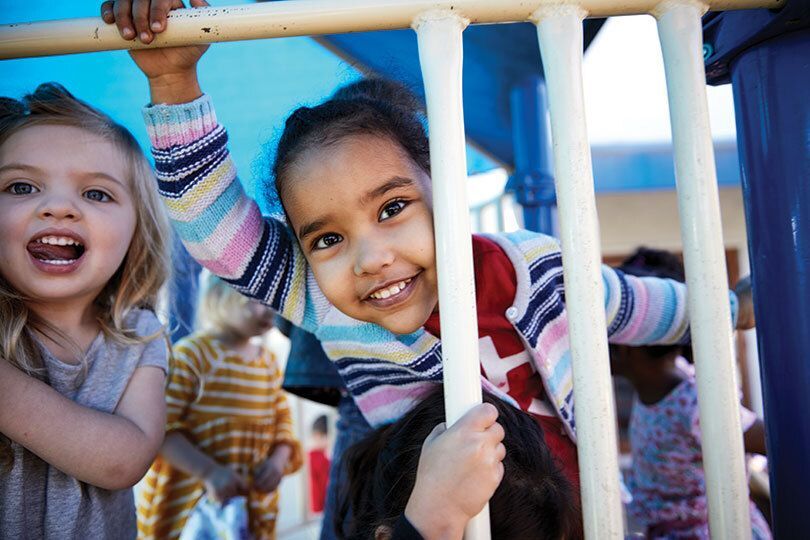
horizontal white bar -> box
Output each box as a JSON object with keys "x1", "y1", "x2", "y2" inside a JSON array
[
  {"x1": 655, "y1": 1, "x2": 752, "y2": 539},
  {"x1": 0, "y1": 0, "x2": 783, "y2": 60},
  {"x1": 532, "y1": 5, "x2": 624, "y2": 539}
]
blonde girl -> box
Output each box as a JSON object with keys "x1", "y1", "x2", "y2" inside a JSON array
[
  {"x1": 0, "y1": 83, "x2": 172, "y2": 538},
  {"x1": 137, "y1": 274, "x2": 302, "y2": 540}
]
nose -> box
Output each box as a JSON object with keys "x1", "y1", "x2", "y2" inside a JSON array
[
  {"x1": 38, "y1": 191, "x2": 82, "y2": 221},
  {"x1": 353, "y1": 234, "x2": 396, "y2": 276}
]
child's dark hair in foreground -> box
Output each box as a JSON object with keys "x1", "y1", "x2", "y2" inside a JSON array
[{"x1": 337, "y1": 390, "x2": 581, "y2": 540}]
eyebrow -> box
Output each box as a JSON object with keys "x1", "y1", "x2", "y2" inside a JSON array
[
  {"x1": 0, "y1": 163, "x2": 127, "y2": 189},
  {"x1": 0, "y1": 163, "x2": 39, "y2": 175},
  {"x1": 78, "y1": 171, "x2": 128, "y2": 190},
  {"x1": 298, "y1": 218, "x2": 329, "y2": 242},
  {"x1": 360, "y1": 176, "x2": 416, "y2": 206}
]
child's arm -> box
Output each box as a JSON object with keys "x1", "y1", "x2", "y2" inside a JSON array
[
  {"x1": 156, "y1": 339, "x2": 247, "y2": 501},
  {"x1": 104, "y1": 0, "x2": 320, "y2": 329},
  {"x1": 0, "y1": 362, "x2": 166, "y2": 490},
  {"x1": 160, "y1": 432, "x2": 249, "y2": 502},
  {"x1": 253, "y1": 355, "x2": 303, "y2": 492},
  {"x1": 603, "y1": 266, "x2": 741, "y2": 346},
  {"x1": 403, "y1": 403, "x2": 506, "y2": 540}
]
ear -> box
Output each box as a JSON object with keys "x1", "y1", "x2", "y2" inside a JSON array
[{"x1": 374, "y1": 525, "x2": 393, "y2": 540}]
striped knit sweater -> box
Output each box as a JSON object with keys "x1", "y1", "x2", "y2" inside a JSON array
[{"x1": 144, "y1": 95, "x2": 737, "y2": 439}]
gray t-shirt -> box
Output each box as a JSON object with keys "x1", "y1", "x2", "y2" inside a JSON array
[{"x1": 0, "y1": 309, "x2": 168, "y2": 540}]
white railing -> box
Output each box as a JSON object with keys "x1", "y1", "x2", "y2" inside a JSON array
[{"x1": 0, "y1": 1, "x2": 782, "y2": 538}]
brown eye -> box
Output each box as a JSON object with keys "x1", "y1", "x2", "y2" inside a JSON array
[
  {"x1": 313, "y1": 233, "x2": 342, "y2": 250},
  {"x1": 379, "y1": 200, "x2": 407, "y2": 221}
]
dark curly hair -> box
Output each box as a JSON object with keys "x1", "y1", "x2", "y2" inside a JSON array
[
  {"x1": 270, "y1": 78, "x2": 430, "y2": 208},
  {"x1": 336, "y1": 389, "x2": 581, "y2": 540}
]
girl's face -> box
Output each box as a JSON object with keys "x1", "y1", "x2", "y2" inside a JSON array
[
  {"x1": 283, "y1": 134, "x2": 438, "y2": 335},
  {"x1": 0, "y1": 125, "x2": 137, "y2": 312}
]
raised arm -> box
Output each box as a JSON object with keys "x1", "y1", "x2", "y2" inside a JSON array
[
  {"x1": 108, "y1": 0, "x2": 319, "y2": 328},
  {"x1": 143, "y1": 96, "x2": 314, "y2": 326}
]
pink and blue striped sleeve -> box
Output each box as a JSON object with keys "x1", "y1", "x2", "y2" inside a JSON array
[
  {"x1": 142, "y1": 95, "x2": 319, "y2": 329},
  {"x1": 602, "y1": 266, "x2": 739, "y2": 345}
]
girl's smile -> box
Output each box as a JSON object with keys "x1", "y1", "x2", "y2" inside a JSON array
[
  {"x1": 363, "y1": 274, "x2": 418, "y2": 307},
  {"x1": 282, "y1": 134, "x2": 438, "y2": 335}
]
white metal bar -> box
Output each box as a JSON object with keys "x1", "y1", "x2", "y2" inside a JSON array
[
  {"x1": 414, "y1": 12, "x2": 490, "y2": 540},
  {"x1": 532, "y1": 6, "x2": 624, "y2": 539},
  {"x1": 0, "y1": 0, "x2": 783, "y2": 60},
  {"x1": 654, "y1": 2, "x2": 751, "y2": 538}
]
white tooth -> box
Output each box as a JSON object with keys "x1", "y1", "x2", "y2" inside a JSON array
[
  {"x1": 389, "y1": 284, "x2": 401, "y2": 295},
  {"x1": 57, "y1": 237, "x2": 68, "y2": 246},
  {"x1": 380, "y1": 289, "x2": 391, "y2": 299},
  {"x1": 398, "y1": 281, "x2": 406, "y2": 289}
]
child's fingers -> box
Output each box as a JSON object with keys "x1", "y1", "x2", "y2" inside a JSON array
[
  {"x1": 235, "y1": 474, "x2": 249, "y2": 494},
  {"x1": 457, "y1": 402, "x2": 499, "y2": 432},
  {"x1": 494, "y1": 441, "x2": 506, "y2": 463},
  {"x1": 189, "y1": 0, "x2": 210, "y2": 8},
  {"x1": 100, "y1": 1, "x2": 116, "y2": 23},
  {"x1": 422, "y1": 422, "x2": 446, "y2": 447},
  {"x1": 486, "y1": 419, "x2": 505, "y2": 443},
  {"x1": 113, "y1": 1, "x2": 136, "y2": 40},
  {"x1": 132, "y1": 0, "x2": 154, "y2": 43}
]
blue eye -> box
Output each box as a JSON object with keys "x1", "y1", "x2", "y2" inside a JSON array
[
  {"x1": 313, "y1": 233, "x2": 343, "y2": 250},
  {"x1": 380, "y1": 200, "x2": 407, "y2": 221},
  {"x1": 84, "y1": 189, "x2": 112, "y2": 202},
  {"x1": 5, "y1": 182, "x2": 39, "y2": 195}
]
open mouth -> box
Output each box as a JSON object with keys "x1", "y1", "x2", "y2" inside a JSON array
[{"x1": 27, "y1": 234, "x2": 87, "y2": 266}]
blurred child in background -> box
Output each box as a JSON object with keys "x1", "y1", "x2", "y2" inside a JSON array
[
  {"x1": 308, "y1": 415, "x2": 331, "y2": 514},
  {"x1": 138, "y1": 274, "x2": 302, "y2": 539},
  {"x1": 611, "y1": 248, "x2": 770, "y2": 540}
]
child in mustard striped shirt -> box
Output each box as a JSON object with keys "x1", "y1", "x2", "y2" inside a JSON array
[{"x1": 137, "y1": 275, "x2": 302, "y2": 539}]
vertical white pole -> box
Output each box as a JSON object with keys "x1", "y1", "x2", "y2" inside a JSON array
[
  {"x1": 532, "y1": 6, "x2": 624, "y2": 539},
  {"x1": 654, "y1": 2, "x2": 751, "y2": 538},
  {"x1": 414, "y1": 11, "x2": 491, "y2": 540}
]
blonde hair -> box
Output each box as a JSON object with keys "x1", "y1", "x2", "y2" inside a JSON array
[
  {"x1": 196, "y1": 272, "x2": 250, "y2": 333},
  {"x1": 0, "y1": 83, "x2": 172, "y2": 467}
]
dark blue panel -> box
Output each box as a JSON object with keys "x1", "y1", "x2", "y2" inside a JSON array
[
  {"x1": 703, "y1": 1, "x2": 810, "y2": 86},
  {"x1": 731, "y1": 29, "x2": 810, "y2": 537}
]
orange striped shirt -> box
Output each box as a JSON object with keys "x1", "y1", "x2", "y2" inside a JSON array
[{"x1": 137, "y1": 332, "x2": 302, "y2": 539}]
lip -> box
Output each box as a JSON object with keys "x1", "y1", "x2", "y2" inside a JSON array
[
  {"x1": 28, "y1": 227, "x2": 87, "y2": 246},
  {"x1": 363, "y1": 272, "x2": 420, "y2": 310},
  {"x1": 27, "y1": 227, "x2": 87, "y2": 275}
]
